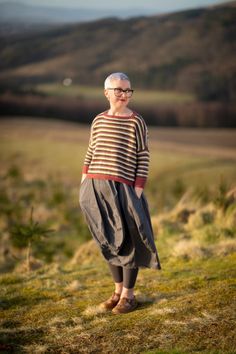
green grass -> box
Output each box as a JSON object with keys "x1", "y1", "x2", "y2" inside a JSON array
[
  {"x1": 0, "y1": 255, "x2": 235, "y2": 353},
  {"x1": 36, "y1": 83, "x2": 196, "y2": 105}
]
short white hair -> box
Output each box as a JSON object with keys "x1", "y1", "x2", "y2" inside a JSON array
[{"x1": 104, "y1": 72, "x2": 130, "y2": 89}]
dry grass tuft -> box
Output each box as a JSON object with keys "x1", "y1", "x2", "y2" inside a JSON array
[
  {"x1": 69, "y1": 240, "x2": 101, "y2": 266},
  {"x1": 201, "y1": 311, "x2": 217, "y2": 321},
  {"x1": 46, "y1": 262, "x2": 61, "y2": 275},
  {"x1": 48, "y1": 316, "x2": 84, "y2": 334},
  {"x1": 225, "y1": 205, "x2": 236, "y2": 229},
  {"x1": 210, "y1": 239, "x2": 236, "y2": 256},
  {"x1": 49, "y1": 316, "x2": 67, "y2": 327},
  {"x1": 171, "y1": 239, "x2": 209, "y2": 259},
  {"x1": 14, "y1": 258, "x2": 44, "y2": 273},
  {"x1": 187, "y1": 204, "x2": 216, "y2": 229},
  {"x1": 22, "y1": 344, "x2": 48, "y2": 354},
  {"x1": 91, "y1": 317, "x2": 109, "y2": 326},
  {"x1": 151, "y1": 307, "x2": 178, "y2": 315},
  {"x1": 135, "y1": 292, "x2": 155, "y2": 304},
  {"x1": 82, "y1": 305, "x2": 107, "y2": 317},
  {"x1": 164, "y1": 319, "x2": 187, "y2": 326},
  {"x1": 65, "y1": 279, "x2": 85, "y2": 292}
]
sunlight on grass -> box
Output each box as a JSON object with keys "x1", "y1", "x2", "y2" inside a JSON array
[{"x1": 36, "y1": 83, "x2": 195, "y2": 105}]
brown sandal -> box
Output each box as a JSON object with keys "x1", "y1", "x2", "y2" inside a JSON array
[
  {"x1": 112, "y1": 296, "x2": 138, "y2": 314},
  {"x1": 99, "y1": 292, "x2": 121, "y2": 310}
]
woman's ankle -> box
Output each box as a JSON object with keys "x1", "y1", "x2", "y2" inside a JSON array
[
  {"x1": 121, "y1": 286, "x2": 134, "y2": 299},
  {"x1": 115, "y1": 281, "x2": 123, "y2": 294}
]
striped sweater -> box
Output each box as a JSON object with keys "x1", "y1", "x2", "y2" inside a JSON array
[{"x1": 82, "y1": 110, "x2": 150, "y2": 188}]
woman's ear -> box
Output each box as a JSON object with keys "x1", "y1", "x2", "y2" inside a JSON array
[{"x1": 104, "y1": 89, "x2": 110, "y2": 100}]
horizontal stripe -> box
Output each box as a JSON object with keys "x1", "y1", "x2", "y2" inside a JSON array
[
  {"x1": 93, "y1": 130, "x2": 136, "y2": 144},
  {"x1": 94, "y1": 142, "x2": 136, "y2": 154},
  {"x1": 94, "y1": 149, "x2": 137, "y2": 163},
  {"x1": 94, "y1": 122, "x2": 136, "y2": 134},
  {"x1": 92, "y1": 154, "x2": 137, "y2": 168},
  {"x1": 93, "y1": 133, "x2": 136, "y2": 146},
  {"x1": 90, "y1": 160, "x2": 135, "y2": 174}
]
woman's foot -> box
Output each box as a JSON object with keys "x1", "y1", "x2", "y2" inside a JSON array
[
  {"x1": 99, "y1": 292, "x2": 121, "y2": 310},
  {"x1": 112, "y1": 296, "x2": 138, "y2": 314}
]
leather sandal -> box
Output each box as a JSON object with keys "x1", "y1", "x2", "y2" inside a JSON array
[
  {"x1": 99, "y1": 292, "x2": 121, "y2": 310},
  {"x1": 112, "y1": 296, "x2": 138, "y2": 314}
]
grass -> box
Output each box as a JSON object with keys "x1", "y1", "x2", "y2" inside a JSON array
[
  {"x1": 0, "y1": 255, "x2": 235, "y2": 353},
  {"x1": 1, "y1": 118, "x2": 235, "y2": 211},
  {"x1": 0, "y1": 117, "x2": 236, "y2": 353},
  {"x1": 35, "y1": 83, "x2": 196, "y2": 105}
]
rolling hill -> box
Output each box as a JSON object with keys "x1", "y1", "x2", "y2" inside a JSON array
[
  {"x1": 0, "y1": 1, "x2": 235, "y2": 101},
  {"x1": 0, "y1": 1, "x2": 154, "y2": 25}
]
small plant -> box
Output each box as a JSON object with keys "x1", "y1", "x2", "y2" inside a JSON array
[
  {"x1": 6, "y1": 165, "x2": 23, "y2": 180},
  {"x1": 213, "y1": 179, "x2": 229, "y2": 212},
  {"x1": 201, "y1": 211, "x2": 215, "y2": 224},
  {"x1": 171, "y1": 178, "x2": 186, "y2": 200},
  {"x1": 9, "y1": 207, "x2": 54, "y2": 272},
  {"x1": 193, "y1": 184, "x2": 210, "y2": 204}
]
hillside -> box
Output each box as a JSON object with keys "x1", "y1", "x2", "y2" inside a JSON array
[
  {"x1": 0, "y1": 2, "x2": 235, "y2": 101},
  {"x1": 0, "y1": 118, "x2": 236, "y2": 353},
  {"x1": 0, "y1": 2, "x2": 154, "y2": 25}
]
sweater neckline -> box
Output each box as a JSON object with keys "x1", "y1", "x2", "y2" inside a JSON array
[{"x1": 104, "y1": 110, "x2": 134, "y2": 119}]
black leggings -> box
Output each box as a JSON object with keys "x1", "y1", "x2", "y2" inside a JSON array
[{"x1": 107, "y1": 262, "x2": 139, "y2": 289}]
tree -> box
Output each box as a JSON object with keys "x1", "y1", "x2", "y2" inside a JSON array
[{"x1": 10, "y1": 207, "x2": 53, "y2": 272}]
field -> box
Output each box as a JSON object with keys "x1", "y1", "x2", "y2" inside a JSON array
[
  {"x1": 1, "y1": 117, "x2": 235, "y2": 211},
  {"x1": 0, "y1": 117, "x2": 236, "y2": 353},
  {"x1": 35, "y1": 84, "x2": 195, "y2": 106}
]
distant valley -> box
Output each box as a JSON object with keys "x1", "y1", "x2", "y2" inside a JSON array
[{"x1": 0, "y1": 0, "x2": 235, "y2": 108}]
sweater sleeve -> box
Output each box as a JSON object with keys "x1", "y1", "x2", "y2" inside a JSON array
[
  {"x1": 82, "y1": 122, "x2": 94, "y2": 174},
  {"x1": 134, "y1": 117, "x2": 150, "y2": 188}
]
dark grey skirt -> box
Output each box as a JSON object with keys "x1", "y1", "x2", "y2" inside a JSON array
[{"x1": 79, "y1": 178, "x2": 161, "y2": 270}]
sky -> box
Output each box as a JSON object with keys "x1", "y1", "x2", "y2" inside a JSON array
[{"x1": 0, "y1": 0, "x2": 231, "y2": 11}]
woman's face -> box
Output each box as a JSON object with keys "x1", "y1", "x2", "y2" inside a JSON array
[{"x1": 104, "y1": 79, "x2": 132, "y2": 109}]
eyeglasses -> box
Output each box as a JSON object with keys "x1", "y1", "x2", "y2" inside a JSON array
[{"x1": 107, "y1": 87, "x2": 134, "y2": 98}]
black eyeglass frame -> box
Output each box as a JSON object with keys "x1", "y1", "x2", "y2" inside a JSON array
[{"x1": 106, "y1": 87, "x2": 134, "y2": 97}]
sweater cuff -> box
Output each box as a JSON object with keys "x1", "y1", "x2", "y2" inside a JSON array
[
  {"x1": 82, "y1": 165, "x2": 89, "y2": 174},
  {"x1": 134, "y1": 177, "x2": 147, "y2": 188}
]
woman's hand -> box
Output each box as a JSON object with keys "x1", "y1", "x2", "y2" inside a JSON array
[
  {"x1": 135, "y1": 186, "x2": 143, "y2": 198},
  {"x1": 81, "y1": 173, "x2": 87, "y2": 184}
]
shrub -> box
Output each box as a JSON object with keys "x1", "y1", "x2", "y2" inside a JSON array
[{"x1": 9, "y1": 207, "x2": 53, "y2": 272}]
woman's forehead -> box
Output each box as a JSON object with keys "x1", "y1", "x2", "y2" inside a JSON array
[{"x1": 111, "y1": 79, "x2": 131, "y2": 88}]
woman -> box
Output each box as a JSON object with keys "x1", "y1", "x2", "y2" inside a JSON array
[{"x1": 79, "y1": 72, "x2": 161, "y2": 314}]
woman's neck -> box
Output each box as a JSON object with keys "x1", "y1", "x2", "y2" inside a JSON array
[{"x1": 107, "y1": 107, "x2": 132, "y2": 116}]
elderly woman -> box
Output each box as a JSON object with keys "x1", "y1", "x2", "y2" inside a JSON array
[{"x1": 79, "y1": 72, "x2": 161, "y2": 314}]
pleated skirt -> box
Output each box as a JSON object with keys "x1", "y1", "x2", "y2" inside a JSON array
[{"x1": 79, "y1": 178, "x2": 161, "y2": 270}]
